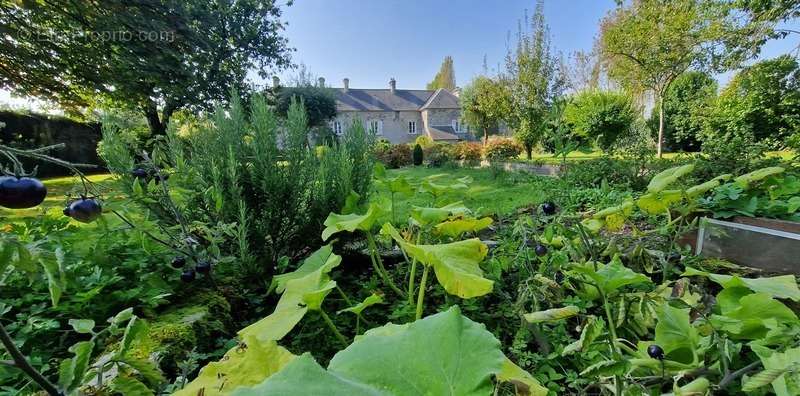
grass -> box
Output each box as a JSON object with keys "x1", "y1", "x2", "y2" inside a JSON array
[
  {"x1": 379, "y1": 166, "x2": 549, "y2": 222},
  {"x1": 1, "y1": 173, "x2": 114, "y2": 221},
  {"x1": 518, "y1": 149, "x2": 795, "y2": 164}
]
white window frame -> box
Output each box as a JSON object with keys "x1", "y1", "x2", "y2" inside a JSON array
[
  {"x1": 332, "y1": 120, "x2": 342, "y2": 136},
  {"x1": 369, "y1": 119, "x2": 383, "y2": 135},
  {"x1": 408, "y1": 121, "x2": 417, "y2": 134},
  {"x1": 452, "y1": 119, "x2": 461, "y2": 132}
]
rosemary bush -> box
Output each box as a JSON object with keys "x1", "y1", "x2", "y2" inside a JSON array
[{"x1": 101, "y1": 94, "x2": 374, "y2": 276}]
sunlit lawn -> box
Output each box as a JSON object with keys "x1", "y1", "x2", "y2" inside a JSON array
[
  {"x1": 1, "y1": 173, "x2": 115, "y2": 221},
  {"x1": 519, "y1": 150, "x2": 794, "y2": 163}
]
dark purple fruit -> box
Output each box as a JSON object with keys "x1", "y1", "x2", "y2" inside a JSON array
[
  {"x1": 541, "y1": 202, "x2": 557, "y2": 215},
  {"x1": 195, "y1": 260, "x2": 212, "y2": 274},
  {"x1": 131, "y1": 168, "x2": 149, "y2": 180},
  {"x1": 534, "y1": 244, "x2": 548, "y2": 256},
  {"x1": 63, "y1": 198, "x2": 102, "y2": 223},
  {"x1": 180, "y1": 269, "x2": 196, "y2": 282},
  {"x1": 171, "y1": 257, "x2": 186, "y2": 269},
  {"x1": 0, "y1": 176, "x2": 47, "y2": 209},
  {"x1": 647, "y1": 344, "x2": 665, "y2": 360},
  {"x1": 148, "y1": 170, "x2": 169, "y2": 183},
  {"x1": 666, "y1": 252, "x2": 681, "y2": 263}
]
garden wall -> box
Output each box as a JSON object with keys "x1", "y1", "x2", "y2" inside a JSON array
[{"x1": 0, "y1": 110, "x2": 104, "y2": 177}]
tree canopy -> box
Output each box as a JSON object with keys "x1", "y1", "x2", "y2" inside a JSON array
[
  {"x1": 650, "y1": 71, "x2": 717, "y2": 152},
  {"x1": 426, "y1": 56, "x2": 457, "y2": 91},
  {"x1": 563, "y1": 90, "x2": 636, "y2": 153},
  {"x1": 460, "y1": 76, "x2": 511, "y2": 144},
  {"x1": 0, "y1": 0, "x2": 293, "y2": 137}
]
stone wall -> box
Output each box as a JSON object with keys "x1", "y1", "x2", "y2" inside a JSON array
[
  {"x1": 0, "y1": 111, "x2": 104, "y2": 177},
  {"x1": 334, "y1": 110, "x2": 423, "y2": 144},
  {"x1": 422, "y1": 108, "x2": 461, "y2": 128}
]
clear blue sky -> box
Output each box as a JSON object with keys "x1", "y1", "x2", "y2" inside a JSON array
[{"x1": 274, "y1": 0, "x2": 799, "y2": 90}]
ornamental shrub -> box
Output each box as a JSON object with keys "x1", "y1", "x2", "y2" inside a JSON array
[
  {"x1": 563, "y1": 90, "x2": 636, "y2": 153},
  {"x1": 483, "y1": 137, "x2": 522, "y2": 162},
  {"x1": 453, "y1": 141, "x2": 483, "y2": 164},
  {"x1": 424, "y1": 143, "x2": 456, "y2": 167},
  {"x1": 375, "y1": 143, "x2": 412, "y2": 169},
  {"x1": 414, "y1": 135, "x2": 434, "y2": 148},
  {"x1": 412, "y1": 143, "x2": 423, "y2": 165}
]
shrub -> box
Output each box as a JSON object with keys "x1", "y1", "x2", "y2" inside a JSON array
[
  {"x1": 101, "y1": 95, "x2": 374, "y2": 276},
  {"x1": 275, "y1": 85, "x2": 337, "y2": 128},
  {"x1": 563, "y1": 90, "x2": 636, "y2": 152},
  {"x1": 424, "y1": 143, "x2": 456, "y2": 167},
  {"x1": 483, "y1": 137, "x2": 522, "y2": 162},
  {"x1": 412, "y1": 143, "x2": 423, "y2": 165},
  {"x1": 414, "y1": 135, "x2": 434, "y2": 148},
  {"x1": 376, "y1": 143, "x2": 412, "y2": 168},
  {"x1": 646, "y1": 71, "x2": 716, "y2": 152},
  {"x1": 453, "y1": 141, "x2": 483, "y2": 164}
]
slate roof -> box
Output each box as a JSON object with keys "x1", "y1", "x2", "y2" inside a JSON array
[
  {"x1": 427, "y1": 126, "x2": 460, "y2": 141},
  {"x1": 335, "y1": 88, "x2": 459, "y2": 111}
]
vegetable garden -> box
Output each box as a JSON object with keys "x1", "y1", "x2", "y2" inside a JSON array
[{"x1": 1, "y1": 95, "x2": 799, "y2": 396}]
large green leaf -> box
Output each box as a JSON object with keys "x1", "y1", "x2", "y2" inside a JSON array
[
  {"x1": 571, "y1": 256, "x2": 651, "y2": 296},
  {"x1": 270, "y1": 244, "x2": 337, "y2": 294},
  {"x1": 685, "y1": 174, "x2": 732, "y2": 197},
  {"x1": 58, "y1": 340, "x2": 95, "y2": 391},
  {"x1": 734, "y1": 167, "x2": 784, "y2": 188},
  {"x1": 233, "y1": 306, "x2": 545, "y2": 396},
  {"x1": 710, "y1": 292, "x2": 798, "y2": 340},
  {"x1": 683, "y1": 267, "x2": 800, "y2": 301},
  {"x1": 322, "y1": 203, "x2": 381, "y2": 241},
  {"x1": 562, "y1": 316, "x2": 603, "y2": 356},
  {"x1": 497, "y1": 358, "x2": 548, "y2": 396},
  {"x1": 382, "y1": 223, "x2": 492, "y2": 298},
  {"x1": 410, "y1": 201, "x2": 471, "y2": 226},
  {"x1": 112, "y1": 376, "x2": 153, "y2": 396},
  {"x1": 750, "y1": 345, "x2": 800, "y2": 396},
  {"x1": 654, "y1": 304, "x2": 698, "y2": 363},
  {"x1": 524, "y1": 306, "x2": 580, "y2": 323},
  {"x1": 647, "y1": 164, "x2": 694, "y2": 193},
  {"x1": 420, "y1": 177, "x2": 470, "y2": 197},
  {"x1": 636, "y1": 190, "x2": 683, "y2": 215},
  {"x1": 173, "y1": 335, "x2": 296, "y2": 396},
  {"x1": 434, "y1": 217, "x2": 493, "y2": 238},
  {"x1": 239, "y1": 252, "x2": 341, "y2": 342}
]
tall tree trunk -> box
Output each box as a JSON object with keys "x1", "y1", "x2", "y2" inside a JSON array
[
  {"x1": 526, "y1": 146, "x2": 532, "y2": 160},
  {"x1": 143, "y1": 101, "x2": 177, "y2": 137},
  {"x1": 657, "y1": 95, "x2": 664, "y2": 158},
  {"x1": 483, "y1": 128, "x2": 489, "y2": 146}
]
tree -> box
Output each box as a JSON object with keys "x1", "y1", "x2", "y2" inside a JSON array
[
  {"x1": 562, "y1": 90, "x2": 636, "y2": 153},
  {"x1": 599, "y1": 0, "x2": 733, "y2": 157},
  {"x1": 0, "y1": 0, "x2": 292, "y2": 137},
  {"x1": 460, "y1": 76, "x2": 511, "y2": 145},
  {"x1": 648, "y1": 71, "x2": 717, "y2": 152},
  {"x1": 505, "y1": 0, "x2": 565, "y2": 159},
  {"x1": 275, "y1": 87, "x2": 336, "y2": 129},
  {"x1": 427, "y1": 56, "x2": 457, "y2": 91},
  {"x1": 704, "y1": 55, "x2": 800, "y2": 149}
]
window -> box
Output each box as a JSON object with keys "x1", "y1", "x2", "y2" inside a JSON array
[
  {"x1": 369, "y1": 120, "x2": 383, "y2": 135},
  {"x1": 332, "y1": 121, "x2": 342, "y2": 135},
  {"x1": 452, "y1": 119, "x2": 461, "y2": 132},
  {"x1": 408, "y1": 121, "x2": 417, "y2": 134}
]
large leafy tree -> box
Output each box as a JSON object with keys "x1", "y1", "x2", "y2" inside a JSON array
[
  {"x1": 460, "y1": 76, "x2": 511, "y2": 145},
  {"x1": 563, "y1": 90, "x2": 636, "y2": 153},
  {"x1": 648, "y1": 71, "x2": 717, "y2": 152},
  {"x1": 505, "y1": 0, "x2": 565, "y2": 159},
  {"x1": 426, "y1": 56, "x2": 457, "y2": 91},
  {"x1": 599, "y1": 0, "x2": 740, "y2": 157},
  {"x1": 0, "y1": 0, "x2": 292, "y2": 137},
  {"x1": 704, "y1": 55, "x2": 800, "y2": 149}
]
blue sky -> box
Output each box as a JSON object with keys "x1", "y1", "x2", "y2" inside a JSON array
[{"x1": 274, "y1": 0, "x2": 799, "y2": 90}]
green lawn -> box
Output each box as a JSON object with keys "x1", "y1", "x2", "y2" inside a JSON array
[
  {"x1": 379, "y1": 166, "x2": 547, "y2": 221},
  {"x1": 1, "y1": 173, "x2": 114, "y2": 221},
  {"x1": 519, "y1": 149, "x2": 794, "y2": 163}
]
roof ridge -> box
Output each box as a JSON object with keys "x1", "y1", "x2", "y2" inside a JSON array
[{"x1": 420, "y1": 88, "x2": 458, "y2": 110}]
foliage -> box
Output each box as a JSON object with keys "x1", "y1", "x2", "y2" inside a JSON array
[
  {"x1": 562, "y1": 90, "x2": 636, "y2": 152},
  {"x1": 483, "y1": 137, "x2": 523, "y2": 162},
  {"x1": 453, "y1": 141, "x2": 484, "y2": 164},
  {"x1": 0, "y1": 0, "x2": 292, "y2": 137},
  {"x1": 703, "y1": 55, "x2": 800, "y2": 150},
  {"x1": 424, "y1": 143, "x2": 456, "y2": 168},
  {"x1": 599, "y1": 0, "x2": 733, "y2": 156},
  {"x1": 461, "y1": 76, "x2": 512, "y2": 143},
  {"x1": 505, "y1": 0, "x2": 565, "y2": 159},
  {"x1": 648, "y1": 71, "x2": 718, "y2": 152},
  {"x1": 101, "y1": 93, "x2": 374, "y2": 274},
  {"x1": 412, "y1": 143, "x2": 423, "y2": 166},
  {"x1": 414, "y1": 135, "x2": 434, "y2": 148},
  {"x1": 275, "y1": 86, "x2": 337, "y2": 128},
  {"x1": 426, "y1": 56, "x2": 457, "y2": 91},
  {"x1": 375, "y1": 143, "x2": 412, "y2": 169}
]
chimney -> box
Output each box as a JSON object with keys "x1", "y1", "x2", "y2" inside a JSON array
[
  {"x1": 272, "y1": 76, "x2": 280, "y2": 88},
  {"x1": 318, "y1": 77, "x2": 325, "y2": 87},
  {"x1": 343, "y1": 78, "x2": 349, "y2": 92},
  {"x1": 389, "y1": 78, "x2": 396, "y2": 93}
]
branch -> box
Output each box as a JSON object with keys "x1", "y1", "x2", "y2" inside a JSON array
[
  {"x1": 717, "y1": 360, "x2": 762, "y2": 389},
  {"x1": 0, "y1": 321, "x2": 63, "y2": 396}
]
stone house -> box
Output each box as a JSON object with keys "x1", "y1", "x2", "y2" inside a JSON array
[{"x1": 329, "y1": 77, "x2": 471, "y2": 144}]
